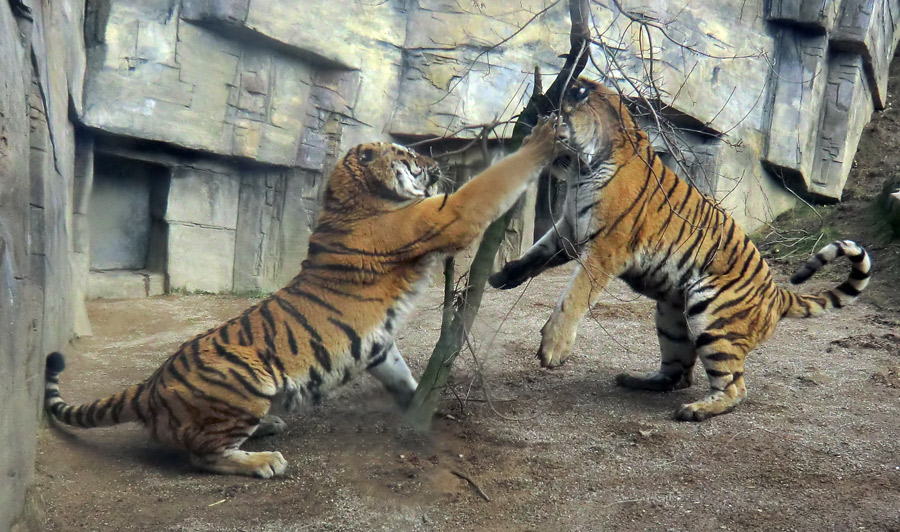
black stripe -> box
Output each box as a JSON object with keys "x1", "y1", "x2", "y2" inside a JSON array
[
  {"x1": 240, "y1": 313, "x2": 255, "y2": 344},
  {"x1": 191, "y1": 349, "x2": 230, "y2": 381},
  {"x1": 273, "y1": 295, "x2": 322, "y2": 342},
  {"x1": 195, "y1": 372, "x2": 251, "y2": 401},
  {"x1": 307, "y1": 367, "x2": 323, "y2": 403},
  {"x1": 212, "y1": 341, "x2": 263, "y2": 383},
  {"x1": 219, "y1": 322, "x2": 230, "y2": 344},
  {"x1": 329, "y1": 317, "x2": 362, "y2": 360},
  {"x1": 315, "y1": 283, "x2": 384, "y2": 302},
  {"x1": 310, "y1": 340, "x2": 333, "y2": 372},
  {"x1": 706, "y1": 369, "x2": 730, "y2": 377},
  {"x1": 130, "y1": 383, "x2": 147, "y2": 424},
  {"x1": 229, "y1": 368, "x2": 274, "y2": 399},
  {"x1": 286, "y1": 327, "x2": 299, "y2": 355},
  {"x1": 83, "y1": 401, "x2": 99, "y2": 427},
  {"x1": 836, "y1": 281, "x2": 861, "y2": 297},
  {"x1": 849, "y1": 268, "x2": 870, "y2": 280},
  {"x1": 705, "y1": 307, "x2": 754, "y2": 332},
  {"x1": 259, "y1": 302, "x2": 277, "y2": 337},
  {"x1": 367, "y1": 350, "x2": 388, "y2": 369},
  {"x1": 603, "y1": 168, "x2": 654, "y2": 236},
  {"x1": 848, "y1": 252, "x2": 865, "y2": 263},
  {"x1": 688, "y1": 298, "x2": 713, "y2": 316},
  {"x1": 286, "y1": 286, "x2": 344, "y2": 315},
  {"x1": 704, "y1": 352, "x2": 740, "y2": 362},
  {"x1": 695, "y1": 333, "x2": 718, "y2": 348}
]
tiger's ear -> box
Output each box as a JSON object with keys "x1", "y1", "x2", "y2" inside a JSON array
[{"x1": 359, "y1": 147, "x2": 377, "y2": 165}]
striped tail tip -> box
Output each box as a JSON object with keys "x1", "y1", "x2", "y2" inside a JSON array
[
  {"x1": 788, "y1": 240, "x2": 871, "y2": 313},
  {"x1": 44, "y1": 352, "x2": 67, "y2": 416},
  {"x1": 47, "y1": 351, "x2": 66, "y2": 375}
]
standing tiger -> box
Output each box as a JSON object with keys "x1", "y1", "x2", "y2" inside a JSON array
[
  {"x1": 489, "y1": 78, "x2": 871, "y2": 421},
  {"x1": 44, "y1": 116, "x2": 561, "y2": 478}
]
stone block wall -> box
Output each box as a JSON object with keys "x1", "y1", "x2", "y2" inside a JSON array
[
  {"x1": 762, "y1": 0, "x2": 900, "y2": 201},
  {"x1": 0, "y1": 0, "x2": 84, "y2": 529}
]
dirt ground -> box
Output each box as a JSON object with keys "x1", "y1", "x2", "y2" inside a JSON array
[
  {"x1": 33, "y1": 50, "x2": 900, "y2": 532},
  {"x1": 33, "y1": 262, "x2": 900, "y2": 531}
]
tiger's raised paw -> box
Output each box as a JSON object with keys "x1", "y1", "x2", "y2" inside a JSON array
[
  {"x1": 488, "y1": 259, "x2": 529, "y2": 289},
  {"x1": 522, "y1": 113, "x2": 563, "y2": 162}
]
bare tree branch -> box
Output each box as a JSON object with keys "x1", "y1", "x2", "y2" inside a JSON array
[{"x1": 404, "y1": 0, "x2": 591, "y2": 431}]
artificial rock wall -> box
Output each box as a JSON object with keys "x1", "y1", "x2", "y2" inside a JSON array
[
  {"x1": 75, "y1": 0, "x2": 900, "y2": 302},
  {"x1": 0, "y1": 0, "x2": 85, "y2": 529}
]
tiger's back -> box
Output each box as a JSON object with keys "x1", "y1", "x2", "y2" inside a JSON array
[{"x1": 490, "y1": 78, "x2": 871, "y2": 421}]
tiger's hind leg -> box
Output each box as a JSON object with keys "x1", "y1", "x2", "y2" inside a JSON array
[
  {"x1": 675, "y1": 291, "x2": 753, "y2": 421},
  {"x1": 187, "y1": 416, "x2": 288, "y2": 478},
  {"x1": 616, "y1": 300, "x2": 696, "y2": 391},
  {"x1": 182, "y1": 343, "x2": 288, "y2": 477}
]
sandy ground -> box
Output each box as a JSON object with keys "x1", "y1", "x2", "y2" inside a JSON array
[{"x1": 33, "y1": 265, "x2": 900, "y2": 532}]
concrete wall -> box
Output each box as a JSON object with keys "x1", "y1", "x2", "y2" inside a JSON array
[{"x1": 0, "y1": 0, "x2": 84, "y2": 528}]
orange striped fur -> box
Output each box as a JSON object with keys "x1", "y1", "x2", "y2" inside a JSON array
[
  {"x1": 490, "y1": 79, "x2": 871, "y2": 421},
  {"x1": 45, "y1": 118, "x2": 560, "y2": 477}
]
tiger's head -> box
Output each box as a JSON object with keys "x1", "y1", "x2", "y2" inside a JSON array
[
  {"x1": 556, "y1": 78, "x2": 641, "y2": 170},
  {"x1": 324, "y1": 143, "x2": 441, "y2": 210}
]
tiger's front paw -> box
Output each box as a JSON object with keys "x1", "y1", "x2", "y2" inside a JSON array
[
  {"x1": 489, "y1": 259, "x2": 530, "y2": 289},
  {"x1": 521, "y1": 113, "x2": 561, "y2": 163},
  {"x1": 537, "y1": 326, "x2": 575, "y2": 368}
]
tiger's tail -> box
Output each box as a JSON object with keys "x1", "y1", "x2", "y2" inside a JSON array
[
  {"x1": 44, "y1": 352, "x2": 145, "y2": 428},
  {"x1": 779, "y1": 240, "x2": 871, "y2": 318}
]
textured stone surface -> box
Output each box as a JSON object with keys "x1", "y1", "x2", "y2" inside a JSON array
[
  {"x1": 167, "y1": 223, "x2": 236, "y2": 293},
  {"x1": 0, "y1": 0, "x2": 82, "y2": 528},
  {"x1": 163, "y1": 165, "x2": 241, "y2": 293},
  {"x1": 88, "y1": 270, "x2": 166, "y2": 299},
  {"x1": 233, "y1": 168, "x2": 319, "y2": 293},
  {"x1": 811, "y1": 53, "x2": 874, "y2": 199},
  {"x1": 766, "y1": 0, "x2": 841, "y2": 30},
  {"x1": 82, "y1": 1, "x2": 315, "y2": 165},
  {"x1": 76, "y1": 0, "x2": 900, "y2": 230},
  {"x1": 762, "y1": 31, "x2": 830, "y2": 183},
  {"x1": 88, "y1": 158, "x2": 153, "y2": 269},
  {"x1": 166, "y1": 166, "x2": 241, "y2": 230},
  {"x1": 832, "y1": 0, "x2": 900, "y2": 108}
]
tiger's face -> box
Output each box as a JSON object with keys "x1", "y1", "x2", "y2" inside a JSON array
[
  {"x1": 557, "y1": 78, "x2": 635, "y2": 168},
  {"x1": 338, "y1": 142, "x2": 441, "y2": 202}
]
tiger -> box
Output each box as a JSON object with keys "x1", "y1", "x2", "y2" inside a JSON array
[
  {"x1": 44, "y1": 115, "x2": 562, "y2": 478},
  {"x1": 489, "y1": 78, "x2": 871, "y2": 421}
]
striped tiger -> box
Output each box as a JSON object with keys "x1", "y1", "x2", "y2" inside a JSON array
[
  {"x1": 44, "y1": 116, "x2": 561, "y2": 477},
  {"x1": 489, "y1": 78, "x2": 871, "y2": 421}
]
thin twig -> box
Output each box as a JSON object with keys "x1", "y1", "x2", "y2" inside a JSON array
[{"x1": 451, "y1": 469, "x2": 492, "y2": 502}]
